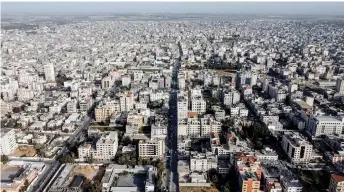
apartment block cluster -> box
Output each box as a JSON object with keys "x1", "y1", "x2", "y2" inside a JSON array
[{"x1": 2, "y1": 17, "x2": 344, "y2": 192}]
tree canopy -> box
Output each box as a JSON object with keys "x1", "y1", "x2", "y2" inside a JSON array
[{"x1": 1, "y1": 155, "x2": 9, "y2": 164}]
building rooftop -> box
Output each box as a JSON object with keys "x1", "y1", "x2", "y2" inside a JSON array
[
  {"x1": 240, "y1": 171, "x2": 259, "y2": 181},
  {"x1": 284, "y1": 132, "x2": 311, "y2": 147},
  {"x1": 315, "y1": 116, "x2": 342, "y2": 122},
  {"x1": 332, "y1": 173, "x2": 344, "y2": 183},
  {"x1": 0, "y1": 165, "x2": 23, "y2": 182},
  {"x1": 0, "y1": 128, "x2": 13, "y2": 136}
]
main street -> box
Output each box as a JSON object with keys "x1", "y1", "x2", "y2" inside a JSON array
[
  {"x1": 29, "y1": 115, "x2": 92, "y2": 192},
  {"x1": 167, "y1": 56, "x2": 180, "y2": 192}
]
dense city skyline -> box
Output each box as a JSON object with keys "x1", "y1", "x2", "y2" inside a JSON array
[
  {"x1": 2, "y1": 1, "x2": 344, "y2": 192},
  {"x1": 2, "y1": 2, "x2": 344, "y2": 15}
]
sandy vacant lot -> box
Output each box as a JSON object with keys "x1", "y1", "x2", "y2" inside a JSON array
[
  {"x1": 214, "y1": 70, "x2": 236, "y2": 77},
  {"x1": 180, "y1": 186, "x2": 219, "y2": 192},
  {"x1": 71, "y1": 165, "x2": 98, "y2": 180},
  {"x1": 10, "y1": 146, "x2": 37, "y2": 157}
]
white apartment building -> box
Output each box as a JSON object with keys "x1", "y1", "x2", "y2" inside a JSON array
[
  {"x1": 236, "y1": 71, "x2": 258, "y2": 87},
  {"x1": 179, "y1": 77, "x2": 186, "y2": 90},
  {"x1": 178, "y1": 119, "x2": 188, "y2": 136},
  {"x1": 151, "y1": 124, "x2": 167, "y2": 138},
  {"x1": 78, "y1": 131, "x2": 118, "y2": 161},
  {"x1": 18, "y1": 88, "x2": 35, "y2": 101},
  {"x1": 190, "y1": 153, "x2": 218, "y2": 172},
  {"x1": 149, "y1": 79, "x2": 159, "y2": 90},
  {"x1": 178, "y1": 97, "x2": 188, "y2": 119},
  {"x1": 280, "y1": 175, "x2": 303, "y2": 192},
  {"x1": 79, "y1": 97, "x2": 93, "y2": 112},
  {"x1": 223, "y1": 92, "x2": 233, "y2": 106},
  {"x1": 239, "y1": 108, "x2": 249, "y2": 117},
  {"x1": 133, "y1": 70, "x2": 144, "y2": 81},
  {"x1": 308, "y1": 116, "x2": 344, "y2": 137},
  {"x1": 120, "y1": 92, "x2": 134, "y2": 112},
  {"x1": 214, "y1": 109, "x2": 225, "y2": 121},
  {"x1": 135, "y1": 101, "x2": 148, "y2": 110},
  {"x1": 337, "y1": 79, "x2": 344, "y2": 95},
  {"x1": 190, "y1": 87, "x2": 202, "y2": 97},
  {"x1": 0, "y1": 99, "x2": 12, "y2": 117},
  {"x1": 268, "y1": 85, "x2": 287, "y2": 102},
  {"x1": 281, "y1": 132, "x2": 313, "y2": 164},
  {"x1": 122, "y1": 75, "x2": 132, "y2": 87},
  {"x1": 231, "y1": 106, "x2": 240, "y2": 116},
  {"x1": 200, "y1": 116, "x2": 221, "y2": 136},
  {"x1": 101, "y1": 75, "x2": 114, "y2": 89},
  {"x1": 95, "y1": 100, "x2": 120, "y2": 122},
  {"x1": 222, "y1": 90, "x2": 240, "y2": 106},
  {"x1": 261, "y1": 115, "x2": 280, "y2": 125},
  {"x1": 164, "y1": 75, "x2": 171, "y2": 88},
  {"x1": 329, "y1": 174, "x2": 344, "y2": 192},
  {"x1": 187, "y1": 118, "x2": 201, "y2": 137},
  {"x1": 138, "y1": 139, "x2": 165, "y2": 159},
  {"x1": 44, "y1": 63, "x2": 56, "y2": 82},
  {"x1": 150, "y1": 91, "x2": 169, "y2": 102},
  {"x1": 0, "y1": 129, "x2": 18, "y2": 155},
  {"x1": 178, "y1": 116, "x2": 222, "y2": 137},
  {"x1": 67, "y1": 99, "x2": 78, "y2": 113},
  {"x1": 191, "y1": 96, "x2": 206, "y2": 114}
]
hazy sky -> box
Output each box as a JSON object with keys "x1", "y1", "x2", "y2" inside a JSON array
[{"x1": 2, "y1": 2, "x2": 344, "y2": 15}]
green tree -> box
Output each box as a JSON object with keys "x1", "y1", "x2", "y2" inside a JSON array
[
  {"x1": 121, "y1": 136, "x2": 132, "y2": 145},
  {"x1": 223, "y1": 185, "x2": 231, "y2": 192},
  {"x1": 207, "y1": 168, "x2": 219, "y2": 184},
  {"x1": 86, "y1": 153, "x2": 94, "y2": 164},
  {"x1": 19, "y1": 179, "x2": 29, "y2": 192},
  {"x1": 137, "y1": 157, "x2": 143, "y2": 166},
  {"x1": 88, "y1": 180, "x2": 102, "y2": 192},
  {"x1": 60, "y1": 154, "x2": 75, "y2": 163},
  {"x1": 34, "y1": 143, "x2": 44, "y2": 150},
  {"x1": 37, "y1": 149, "x2": 46, "y2": 158},
  {"x1": 1, "y1": 155, "x2": 9, "y2": 164}
]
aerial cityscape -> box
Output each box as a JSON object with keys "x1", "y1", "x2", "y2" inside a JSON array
[{"x1": 2, "y1": 2, "x2": 344, "y2": 192}]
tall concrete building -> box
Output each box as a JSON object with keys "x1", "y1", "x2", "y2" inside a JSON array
[
  {"x1": 236, "y1": 71, "x2": 258, "y2": 87},
  {"x1": 177, "y1": 96, "x2": 188, "y2": 119},
  {"x1": 191, "y1": 96, "x2": 206, "y2": 114},
  {"x1": 44, "y1": 63, "x2": 56, "y2": 82},
  {"x1": 78, "y1": 131, "x2": 118, "y2": 161},
  {"x1": 308, "y1": 116, "x2": 344, "y2": 137},
  {"x1": 336, "y1": 78, "x2": 344, "y2": 95},
  {"x1": 281, "y1": 132, "x2": 313, "y2": 164},
  {"x1": 119, "y1": 91, "x2": 134, "y2": 112},
  {"x1": 0, "y1": 129, "x2": 18, "y2": 155},
  {"x1": 101, "y1": 75, "x2": 114, "y2": 89},
  {"x1": 138, "y1": 139, "x2": 165, "y2": 159}
]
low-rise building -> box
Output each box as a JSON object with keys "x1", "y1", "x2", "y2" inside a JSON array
[
  {"x1": 78, "y1": 131, "x2": 118, "y2": 161},
  {"x1": 329, "y1": 173, "x2": 344, "y2": 192},
  {"x1": 138, "y1": 139, "x2": 165, "y2": 159},
  {"x1": 0, "y1": 164, "x2": 38, "y2": 192}
]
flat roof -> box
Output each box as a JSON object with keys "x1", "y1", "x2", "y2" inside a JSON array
[
  {"x1": 0, "y1": 165, "x2": 23, "y2": 182},
  {"x1": 316, "y1": 116, "x2": 341, "y2": 122},
  {"x1": 0, "y1": 128, "x2": 13, "y2": 136},
  {"x1": 116, "y1": 176, "x2": 140, "y2": 187}
]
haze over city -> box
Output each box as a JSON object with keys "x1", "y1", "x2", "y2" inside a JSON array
[
  {"x1": 2, "y1": 2, "x2": 344, "y2": 15},
  {"x1": 2, "y1": 1, "x2": 344, "y2": 192}
]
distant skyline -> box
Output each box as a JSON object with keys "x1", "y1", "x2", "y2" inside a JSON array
[{"x1": 2, "y1": 2, "x2": 344, "y2": 15}]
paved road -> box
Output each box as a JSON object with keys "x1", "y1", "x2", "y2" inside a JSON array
[
  {"x1": 167, "y1": 58, "x2": 180, "y2": 192},
  {"x1": 29, "y1": 161, "x2": 60, "y2": 192},
  {"x1": 29, "y1": 116, "x2": 92, "y2": 192},
  {"x1": 23, "y1": 130, "x2": 74, "y2": 136}
]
